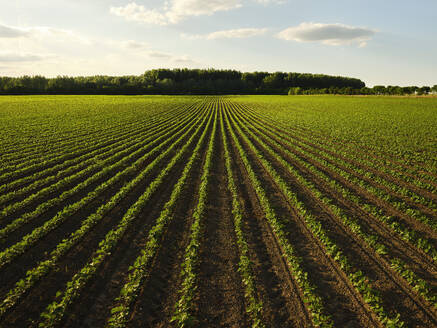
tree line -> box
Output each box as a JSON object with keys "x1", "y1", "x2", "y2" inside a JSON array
[
  {"x1": 0, "y1": 68, "x2": 365, "y2": 95},
  {"x1": 0, "y1": 68, "x2": 435, "y2": 95},
  {"x1": 289, "y1": 85, "x2": 437, "y2": 95}
]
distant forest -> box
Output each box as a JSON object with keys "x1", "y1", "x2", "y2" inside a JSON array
[{"x1": 0, "y1": 68, "x2": 435, "y2": 95}]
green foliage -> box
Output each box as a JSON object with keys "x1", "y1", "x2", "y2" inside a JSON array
[
  {"x1": 172, "y1": 106, "x2": 218, "y2": 327},
  {"x1": 232, "y1": 101, "x2": 436, "y2": 309},
  {"x1": 107, "y1": 101, "x2": 215, "y2": 328},
  {"x1": 0, "y1": 69, "x2": 365, "y2": 95},
  {"x1": 0, "y1": 95, "x2": 435, "y2": 328}
]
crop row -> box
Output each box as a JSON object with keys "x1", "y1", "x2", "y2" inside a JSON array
[
  {"x1": 225, "y1": 100, "x2": 406, "y2": 327},
  {"x1": 241, "y1": 102, "x2": 437, "y2": 197},
  {"x1": 0, "y1": 101, "x2": 198, "y2": 198},
  {"x1": 106, "y1": 101, "x2": 215, "y2": 327},
  {"x1": 0, "y1": 102, "x2": 202, "y2": 226},
  {"x1": 19, "y1": 106, "x2": 213, "y2": 327},
  {"x1": 230, "y1": 102, "x2": 436, "y2": 308},
  {"x1": 0, "y1": 103, "x2": 210, "y2": 270},
  {"x1": 171, "y1": 103, "x2": 218, "y2": 327},
  {"x1": 0, "y1": 99, "x2": 194, "y2": 168},
  {"x1": 219, "y1": 105, "x2": 264, "y2": 327},
  {"x1": 0, "y1": 102, "x2": 198, "y2": 184},
  {"x1": 222, "y1": 102, "x2": 335, "y2": 327},
  {"x1": 236, "y1": 104, "x2": 437, "y2": 261}
]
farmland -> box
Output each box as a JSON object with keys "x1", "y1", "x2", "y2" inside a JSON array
[{"x1": 0, "y1": 95, "x2": 436, "y2": 328}]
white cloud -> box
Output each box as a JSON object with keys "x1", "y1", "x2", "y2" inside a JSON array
[
  {"x1": 110, "y1": 3, "x2": 168, "y2": 25},
  {"x1": 277, "y1": 22, "x2": 375, "y2": 47},
  {"x1": 173, "y1": 55, "x2": 196, "y2": 64},
  {"x1": 0, "y1": 52, "x2": 53, "y2": 62},
  {"x1": 167, "y1": 0, "x2": 242, "y2": 23},
  {"x1": 106, "y1": 39, "x2": 150, "y2": 49},
  {"x1": 182, "y1": 27, "x2": 268, "y2": 40},
  {"x1": 147, "y1": 50, "x2": 173, "y2": 58},
  {"x1": 146, "y1": 51, "x2": 196, "y2": 64},
  {"x1": 0, "y1": 24, "x2": 29, "y2": 38},
  {"x1": 123, "y1": 40, "x2": 149, "y2": 49},
  {"x1": 0, "y1": 23, "x2": 91, "y2": 45},
  {"x1": 30, "y1": 27, "x2": 92, "y2": 44},
  {"x1": 110, "y1": 0, "x2": 281, "y2": 25},
  {"x1": 0, "y1": 22, "x2": 198, "y2": 76}
]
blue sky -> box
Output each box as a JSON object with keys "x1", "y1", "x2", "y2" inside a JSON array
[{"x1": 0, "y1": 0, "x2": 436, "y2": 86}]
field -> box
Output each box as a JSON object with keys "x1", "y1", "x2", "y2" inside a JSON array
[{"x1": 0, "y1": 95, "x2": 436, "y2": 328}]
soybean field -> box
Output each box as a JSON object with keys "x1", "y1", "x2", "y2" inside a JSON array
[{"x1": 0, "y1": 95, "x2": 436, "y2": 328}]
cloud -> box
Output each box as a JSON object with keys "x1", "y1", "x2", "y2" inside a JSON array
[
  {"x1": 167, "y1": 0, "x2": 242, "y2": 23},
  {"x1": 146, "y1": 51, "x2": 196, "y2": 64},
  {"x1": 119, "y1": 39, "x2": 149, "y2": 49},
  {"x1": 0, "y1": 23, "x2": 91, "y2": 45},
  {"x1": 110, "y1": 3, "x2": 168, "y2": 25},
  {"x1": 182, "y1": 27, "x2": 268, "y2": 40},
  {"x1": 147, "y1": 50, "x2": 173, "y2": 59},
  {"x1": 30, "y1": 27, "x2": 92, "y2": 44},
  {"x1": 0, "y1": 52, "x2": 53, "y2": 62},
  {"x1": 110, "y1": 0, "x2": 280, "y2": 25},
  {"x1": 0, "y1": 22, "x2": 198, "y2": 75},
  {"x1": 173, "y1": 55, "x2": 195, "y2": 64},
  {"x1": 0, "y1": 24, "x2": 29, "y2": 38},
  {"x1": 277, "y1": 22, "x2": 375, "y2": 47}
]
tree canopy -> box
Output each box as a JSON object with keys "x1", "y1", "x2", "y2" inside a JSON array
[
  {"x1": 0, "y1": 68, "x2": 434, "y2": 95},
  {"x1": 0, "y1": 68, "x2": 365, "y2": 95}
]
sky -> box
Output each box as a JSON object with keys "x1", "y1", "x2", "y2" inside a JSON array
[{"x1": 0, "y1": 0, "x2": 436, "y2": 87}]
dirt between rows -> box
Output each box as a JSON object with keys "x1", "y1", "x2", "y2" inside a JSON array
[
  {"x1": 227, "y1": 121, "x2": 314, "y2": 328},
  {"x1": 0, "y1": 102, "x2": 193, "y2": 184},
  {"x1": 0, "y1": 104, "x2": 202, "y2": 235},
  {"x1": 0, "y1": 113, "x2": 209, "y2": 327},
  {"x1": 0, "y1": 114, "x2": 201, "y2": 299},
  {"x1": 57, "y1": 112, "x2": 212, "y2": 328},
  {"x1": 226, "y1": 106, "x2": 379, "y2": 328},
  {"x1": 238, "y1": 103, "x2": 437, "y2": 210},
  {"x1": 190, "y1": 120, "x2": 247, "y2": 327},
  {"x1": 231, "y1": 105, "x2": 437, "y2": 327},
  {"x1": 236, "y1": 104, "x2": 437, "y2": 275},
  {"x1": 0, "y1": 108, "x2": 193, "y2": 209},
  {"x1": 240, "y1": 103, "x2": 437, "y2": 187},
  {"x1": 2, "y1": 100, "x2": 436, "y2": 328},
  {"x1": 125, "y1": 116, "x2": 212, "y2": 328}
]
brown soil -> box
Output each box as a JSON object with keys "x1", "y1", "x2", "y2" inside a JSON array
[
  {"x1": 0, "y1": 102, "x2": 194, "y2": 186},
  {"x1": 227, "y1": 116, "x2": 313, "y2": 328},
  {"x1": 230, "y1": 104, "x2": 437, "y2": 327},
  {"x1": 238, "y1": 104, "x2": 437, "y2": 249},
  {"x1": 1, "y1": 99, "x2": 436, "y2": 328},
  {"x1": 0, "y1": 114, "x2": 208, "y2": 328},
  {"x1": 242, "y1": 103, "x2": 437, "y2": 184},
  {"x1": 123, "y1": 119, "x2": 210, "y2": 328},
  {"x1": 0, "y1": 106, "x2": 201, "y2": 234},
  {"x1": 227, "y1": 107, "x2": 379, "y2": 328},
  {"x1": 0, "y1": 121, "x2": 199, "y2": 298},
  {"x1": 195, "y1": 119, "x2": 248, "y2": 327}
]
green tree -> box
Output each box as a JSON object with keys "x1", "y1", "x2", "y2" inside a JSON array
[
  {"x1": 373, "y1": 85, "x2": 387, "y2": 95},
  {"x1": 288, "y1": 87, "x2": 302, "y2": 95},
  {"x1": 419, "y1": 86, "x2": 431, "y2": 95}
]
